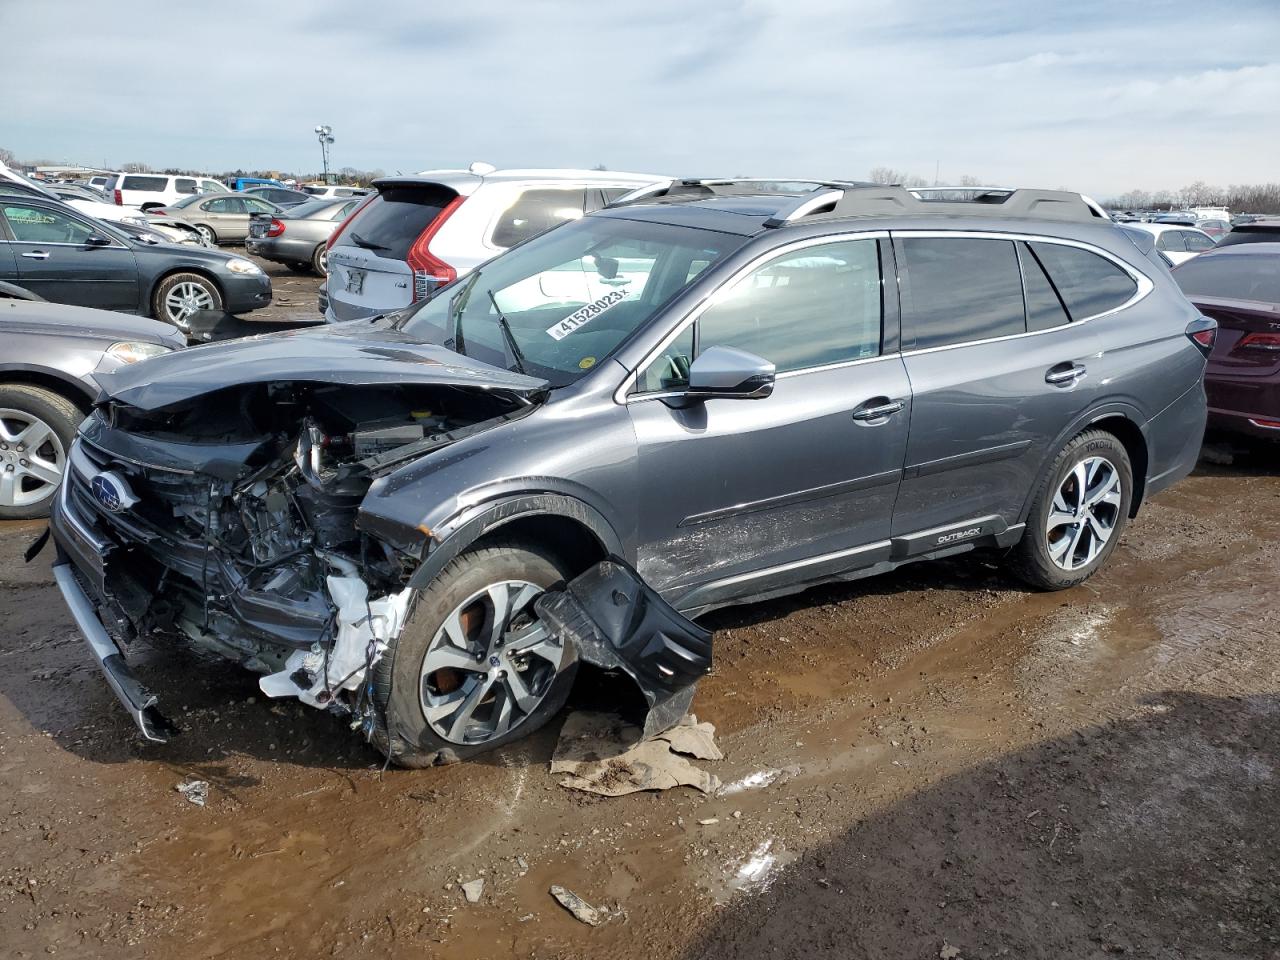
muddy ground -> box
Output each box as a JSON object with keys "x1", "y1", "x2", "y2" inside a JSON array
[{"x1": 2, "y1": 264, "x2": 1278, "y2": 958}]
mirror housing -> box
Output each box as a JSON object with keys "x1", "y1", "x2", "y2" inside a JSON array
[
  {"x1": 85, "y1": 234, "x2": 113, "y2": 247},
  {"x1": 683, "y1": 345, "x2": 775, "y2": 401}
]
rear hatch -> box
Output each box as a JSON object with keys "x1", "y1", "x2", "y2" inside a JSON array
[
  {"x1": 1175, "y1": 250, "x2": 1280, "y2": 381},
  {"x1": 326, "y1": 182, "x2": 458, "y2": 322}
]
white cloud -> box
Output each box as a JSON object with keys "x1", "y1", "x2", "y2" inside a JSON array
[{"x1": 1, "y1": 0, "x2": 1277, "y2": 196}]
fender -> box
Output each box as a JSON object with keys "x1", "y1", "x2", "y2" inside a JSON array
[
  {"x1": 404, "y1": 492, "x2": 626, "y2": 591},
  {"x1": 0, "y1": 361, "x2": 98, "y2": 405},
  {"x1": 1016, "y1": 399, "x2": 1149, "y2": 524}
]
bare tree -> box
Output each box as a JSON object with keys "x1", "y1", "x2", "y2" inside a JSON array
[
  {"x1": 0, "y1": 146, "x2": 16, "y2": 167},
  {"x1": 867, "y1": 166, "x2": 929, "y2": 187},
  {"x1": 121, "y1": 161, "x2": 153, "y2": 173}
]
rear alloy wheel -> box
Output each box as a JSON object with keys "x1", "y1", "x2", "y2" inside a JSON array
[
  {"x1": 0, "y1": 386, "x2": 81, "y2": 520},
  {"x1": 152, "y1": 273, "x2": 223, "y2": 331},
  {"x1": 369, "y1": 541, "x2": 577, "y2": 767},
  {"x1": 311, "y1": 243, "x2": 329, "y2": 275},
  {"x1": 1008, "y1": 429, "x2": 1133, "y2": 590}
]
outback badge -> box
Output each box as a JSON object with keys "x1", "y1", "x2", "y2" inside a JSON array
[{"x1": 90, "y1": 471, "x2": 139, "y2": 513}]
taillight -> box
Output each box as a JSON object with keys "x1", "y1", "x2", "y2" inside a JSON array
[
  {"x1": 1235, "y1": 332, "x2": 1280, "y2": 352},
  {"x1": 113, "y1": 188, "x2": 122, "y2": 205},
  {"x1": 1186, "y1": 316, "x2": 1217, "y2": 355},
  {"x1": 150, "y1": 209, "x2": 167, "y2": 216},
  {"x1": 407, "y1": 195, "x2": 466, "y2": 302},
  {"x1": 326, "y1": 191, "x2": 377, "y2": 251},
  {"x1": 266, "y1": 218, "x2": 285, "y2": 237}
]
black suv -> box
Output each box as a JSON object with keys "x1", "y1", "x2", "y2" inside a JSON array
[{"x1": 45, "y1": 181, "x2": 1211, "y2": 766}]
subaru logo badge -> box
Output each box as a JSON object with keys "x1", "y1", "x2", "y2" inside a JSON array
[{"x1": 90, "y1": 471, "x2": 139, "y2": 513}]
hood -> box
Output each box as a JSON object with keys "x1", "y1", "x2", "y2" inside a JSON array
[
  {"x1": 0, "y1": 299, "x2": 184, "y2": 347},
  {"x1": 96, "y1": 321, "x2": 549, "y2": 410}
]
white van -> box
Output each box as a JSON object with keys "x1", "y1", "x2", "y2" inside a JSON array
[{"x1": 104, "y1": 173, "x2": 228, "y2": 210}]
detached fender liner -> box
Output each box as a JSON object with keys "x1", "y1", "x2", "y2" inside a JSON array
[
  {"x1": 534, "y1": 560, "x2": 712, "y2": 738},
  {"x1": 51, "y1": 563, "x2": 178, "y2": 743}
]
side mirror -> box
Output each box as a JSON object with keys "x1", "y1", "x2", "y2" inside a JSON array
[
  {"x1": 85, "y1": 234, "x2": 113, "y2": 247},
  {"x1": 684, "y1": 345, "x2": 775, "y2": 401}
]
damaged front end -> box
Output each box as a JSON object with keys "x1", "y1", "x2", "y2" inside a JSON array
[{"x1": 51, "y1": 369, "x2": 539, "y2": 742}]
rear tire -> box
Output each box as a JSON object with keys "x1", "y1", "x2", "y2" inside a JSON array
[
  {"x1": 311, "y1": 243, "x2": 329, "y2": 276},
  {"x1": 368, "y1": 541, "x2": 577, "y2": 768},
  {"x1": 1008, "y1": 429, "x2": 1133, "y2": 590},
  {"x1": 0, "y1": 385, "x2": 82, "y2": 520}
]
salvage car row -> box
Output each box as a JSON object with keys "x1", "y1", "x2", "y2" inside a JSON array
[{"x1": 3, "y1": 172, "x2": 1278, "y2": 771}]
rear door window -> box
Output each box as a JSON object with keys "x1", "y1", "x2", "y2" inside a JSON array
[
  {"x1": 1029, "y1": 242, "x2": 1138, "y2": 319},
  {"x1": 175, "y1": 178, "x2": 198, "y2": 195},
  {"x1": 1183, "y1": 230, "x2": 1216, "y2": 252},
  {"x1": 204, "y1": 197, "x2": 243, "y2": 214},
  {"x1": 897, "y1": 237, "x2": 1025, "y2": 349},
  {"x1": 340, "y1": 185, "x2": 453, "y2": 261},
  {"x1": 199, "y1": 179, "x2": 227, "y2": 193},
  {"x1": 121, "y1": 175, "x2": 168, "y2": 192},
  {"x1": 1156, "y1": 230, "x2": 1186, "y2": 253},
  {"x1": 694, "y1": 239, "x2": 882, "y2": 374},
  {"x1": 490, "y1": 188, "x2": 587, "y2": 248},
  {"x1": 1018, "y1": 242, "x2": 1070, "y2": 331}
]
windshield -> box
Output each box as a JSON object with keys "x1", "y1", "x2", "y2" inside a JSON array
[{"x1": 400, "y1": 216, "x2": 746, "y2": 387}]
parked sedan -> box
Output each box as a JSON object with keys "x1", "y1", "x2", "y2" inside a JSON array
[
  {"x1": 0, "y1": 298, "x2": 184, "y2": 518},
  {"x1": 245, "y1": 197, "x2": 362, "y2": 275},
  {"x1": 1124, "y1": 222, "x2": 1217, "y2": 265},
  {"x1": 242, "y1": 186, "x2": 314, "y2": 209},
  {"x1": 149, "y1": 193, "x2": 283, "y2": 245},
  {"x1": 1173, "y1": 243, "x2": 1280, "y2": 440},
  {"x1": 0, "y1": 194, "x2": 272, "y2": 330},
  {"x1": 1217, "y1": 219, "x2": 1280, "y2": 247}
]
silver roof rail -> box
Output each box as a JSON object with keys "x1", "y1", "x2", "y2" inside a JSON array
[
  {"x1": 810, "y1": 185, "x2": 1107, "y2": 223},
  {"x1": 605, "y1": 177, "x2": 873, "y2": 208}
]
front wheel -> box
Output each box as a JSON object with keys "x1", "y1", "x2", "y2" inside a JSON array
[
  {"x1": 1008, "y1": 429, "x2": 1133, "y2": 590},
  {"x1": 194, "y1": 224, "x2": 216, "y2": 246},
  {"x1": 0, "y1": 385, "x2": 81, "y2": 520},
  {"x1": 152, "y1": 272, "x2": 223, "y2": 331},
  {"x1": 368, "y1": 541, "x2": 577, "y2": 767}
]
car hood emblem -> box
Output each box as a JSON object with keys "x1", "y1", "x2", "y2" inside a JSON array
[{"x1": 90, "y1": 471, "x2": 139, "y2": 513}]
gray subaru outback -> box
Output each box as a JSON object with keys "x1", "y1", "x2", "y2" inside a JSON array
[{"x1": 43, "y1": 181, "x2": 1212, "y2": 766}]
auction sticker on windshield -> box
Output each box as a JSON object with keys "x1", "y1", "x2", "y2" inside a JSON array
[{"x1": 546, "y1": 290, "x2": 626, "y2": 341}]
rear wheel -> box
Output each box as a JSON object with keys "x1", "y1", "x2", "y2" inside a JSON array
[
  {"x1": 369, "y1": 541, "x2": 577, "y2": 767},
  {"x1": 311, "y1": 243, "x2": 329, "y2": 276},
  {"x1": 1008, "y1": 429, "x2": 1133, "y2": 590},
  {"x1": 152, "y1": 272, "x2": 222, "y2": 331},
  {"x1": 0, "y1": 385, "x2": 81, "y2": 520}
]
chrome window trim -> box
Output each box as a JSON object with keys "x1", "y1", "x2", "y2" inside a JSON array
[
  {"x1": 617, "y1": 229, "x2": 890, "y2": 404},
  {"x1": 891, "y1": 230, "x2": 1153, "y2": 357}
]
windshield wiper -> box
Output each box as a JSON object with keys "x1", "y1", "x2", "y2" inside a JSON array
[
  {"x1": 348, "y1": 231, "x2": 389, "y2": 251},
  {"x1": 487, "y1": 289, "x2": 529, "y2": 376}
]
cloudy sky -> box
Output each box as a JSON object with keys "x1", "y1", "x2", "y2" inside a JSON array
[{"x1": 3, "y1": 0, "x2": 1278, "y2": 197}]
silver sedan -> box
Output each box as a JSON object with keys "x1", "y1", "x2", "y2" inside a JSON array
[{"x1": 244, "y1": 197, "x2": 362, "y2": 275}]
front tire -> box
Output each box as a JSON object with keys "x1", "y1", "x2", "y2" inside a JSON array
[
  {"x1": 151, "y1": 272, "x2": 223, "y2": 331},
  {"x1": 1008, "y1": 429, "x2": 1133, "y2": 590},
  {"x1": 369, "y1": 541, "x2": 577, "y2": 768},
  {"x1": 194, "y1": 224, "x2": 217, "y2": 246},
  {"x1": 0, "y1": 385, "x2": 81, "y2": 520}
]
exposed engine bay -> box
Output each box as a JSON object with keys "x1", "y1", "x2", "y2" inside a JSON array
[{"x1": 67, "y1": 379, "x2": 532, "y2": 733}]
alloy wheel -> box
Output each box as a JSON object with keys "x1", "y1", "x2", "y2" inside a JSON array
[
  {"x1": 1046, "y1": 456, "x2": 1122, "y2": 571},
  {"x1": 0, "y1": 409, "x2": 66, "y2": 508},
  {"x1": 164, "y1": 281, "x2": 215, "y2": 329},
  {"x1": 419, "y1": 580, "x2": 568, "y2": 745},
  {"x1": 195, "y1": 225, "x2": 215, "y2": 246}
]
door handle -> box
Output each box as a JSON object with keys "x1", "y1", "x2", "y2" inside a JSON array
[
  {"x1": 1045, "y1": 363, "x2": 1087, "y2": 386},
  {"x1": 21, "y1": 251, "x2": 50, "y2": 260},
  {"x1": 852, "y1": 398, "x2": 904, "y2": 421}
]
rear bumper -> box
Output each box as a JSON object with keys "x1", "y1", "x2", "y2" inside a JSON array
[
  {"x1": 1205, "y1": 373, "x2": 1280, "y2": 439},
  {"x1": 246, "y1": 236, "x2": 317, "y2": 263}
]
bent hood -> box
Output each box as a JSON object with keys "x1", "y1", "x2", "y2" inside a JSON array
[{"x1": 95, "y1": 322, "x2": 549, "y2": 410}]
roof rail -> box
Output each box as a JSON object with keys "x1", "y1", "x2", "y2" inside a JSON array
[
  {"x1": 782, "y1": 185, "x2": 1108, "y2": 224},
  {"x1": 606, "y1": 177, "x2": 873, "y2": 208}
]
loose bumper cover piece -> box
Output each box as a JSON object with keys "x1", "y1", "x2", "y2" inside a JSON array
[
  {"x1": 535, "y1": 560, "x2": 713, "y2": 738},
  {"x1": 51, "y1": 562, "x2": 178, "y2": 742}
]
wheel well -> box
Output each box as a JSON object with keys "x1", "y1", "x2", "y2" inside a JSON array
[
  {"x1": 0, "y1": 370, "x2": 93, "y2": 411},
  {"x1": 149, "y1": 269, "x2": 225, "y2": 314},
  {"x1": 472, "y1": 514, "x2": 609, "y2": 579},
  {"x1": 1090, "y1": 416, "x2": 1148, "y2": 516}
]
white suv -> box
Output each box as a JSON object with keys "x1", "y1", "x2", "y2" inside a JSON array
[
  {"x1": 104, "y1": 173, "x2": 228, "y2": 211},
  {"x1": 323, "y1": 164, "x2": 665, "y2": 322}
]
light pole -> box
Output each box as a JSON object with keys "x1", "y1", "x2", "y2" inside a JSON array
[{"x1": 314, "y1": 125, "x2": 334, "y2": 184}]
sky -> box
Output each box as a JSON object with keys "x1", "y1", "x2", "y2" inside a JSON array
[{"x1": 3, "y1": 0, "x2": 1278, "y2": 198}]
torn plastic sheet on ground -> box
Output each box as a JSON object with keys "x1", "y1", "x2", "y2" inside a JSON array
[
  {"x1": 551, "y1": 711, "x2": 722, "y2": 796},
  {"x1": 259, "y1": 573, "x2": 412, "y2": 708}
]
